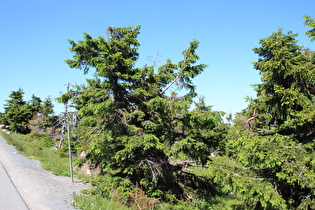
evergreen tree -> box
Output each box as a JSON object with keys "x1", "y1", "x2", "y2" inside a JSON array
[
  {"x1": 60, "y1": 25, "x2": 226, "y2": 200},
  {"x1": 225, "y1": 26, "x2": 315, "y2": 209},
  {"x1": 41, "y1": 97, "x2": 54, "y2": 117},
  {"x1": 0, "y1": 112, "x2": 5, "y2": 125},
  {"x1": 2, "y1": 88, "x2": 32, "y2": 133},
  {"x1": 304, "y1": 15, "x2": 315, "y2": 41},
  {"x1": 29, "y1": 94, "x2": 42, "y2": 118},
  {"x1": 248, "y1": 29, "x2": 315, "y2": 137},
  {"x1": 60, "y1": 23, "x2": 315, "y2": 209}
]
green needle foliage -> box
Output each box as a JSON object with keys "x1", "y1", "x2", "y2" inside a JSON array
[
  {"x1": 56, "y1": 17, "x2": 315, "y2": 209},
  {"x1": 1, "y1": 89, "x2": 56, "y2": 134},
  {"x1": 229, "y1": 15, "x2": 315, "y2": 209},
  {"x1": 304, "y1": 15, "x2": 315, "y2": 42},
  {"x1": 60, "y1": 25, "x2": 227, "y2": 203},
  {"x1": 1, "y1": 88, "x2": 32, "y2": 133},
  {"x1": 245, "y1": 28, "x2": 315, "y2": 138}
]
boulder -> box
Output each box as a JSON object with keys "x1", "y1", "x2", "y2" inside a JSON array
[{"x1": 77, "y1": 162, "x2": 102, "y2": 177}]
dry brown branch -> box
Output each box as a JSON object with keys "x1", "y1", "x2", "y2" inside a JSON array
[{"x1": 139, "y1": 159, "x2": 163, "y2": 187}]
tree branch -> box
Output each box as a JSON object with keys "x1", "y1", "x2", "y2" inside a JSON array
[
  {"x1": 159, "y1": 75, "x2": 180, "y2": 95},
  {"x1": 159, "y1": 52, "x2": 188, "y2": 95},
  {"x1": 246, "y1": 109, "x2": 259, "y2": 132}
]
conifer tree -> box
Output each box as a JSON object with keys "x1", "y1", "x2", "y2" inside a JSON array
[
  {"x1": 61, "y1": 25, "x2": 226, "y2": 200},
  {"x1": 225, "y1": 26, "x2": 315, "y2": 209},
  {"x1": 304, "y1": 15, "x2": 315, "y2": 41},
  {"x1": 58, "y1": 19, "x2": 315, "y2": 209},
  {"x1": 2, "y1": 88, "x2": 32, "y2": 133},
  {"x1": 248, "y1": 29, "x2": 315, "y2": 137},
  {"x1": 29, "y1": 94, "x2": 42, "y2": 118},
  {"x1": 41, "y1": 97, "x2": 54, "y2": 117}
]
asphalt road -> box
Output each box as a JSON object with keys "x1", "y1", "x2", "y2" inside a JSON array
[
  {"x1": 0, "y1": 162, "x2": 28, "y2": 210},
  {"x1": 0, "y1": 135, "x2": 88, "y2": 210}
]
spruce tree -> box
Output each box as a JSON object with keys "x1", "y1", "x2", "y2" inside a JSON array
[
  {"x1": 61, "y1": 25, "x2": 226, "y2": 200},
  {"x1": 248, "y1": 29, "x2": 315, "y2": 137},
  {"x1": 2, "y1": 88, "x2": 32, "y2": 133}
]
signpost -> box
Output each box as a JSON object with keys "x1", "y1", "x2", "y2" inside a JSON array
[
  {"x1": 65, "y1": 84, "x2": 73, "y2": 183},
  {"x1": 58, "y1": 83, "x2": 79, "y2": 183}
]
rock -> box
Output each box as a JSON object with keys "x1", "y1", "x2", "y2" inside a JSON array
[
  {"x1": 79, "y1": 151, "x2": 87, "y2": 161},
  {"x1": 78, "y1": 162, "x2": 102, "y2": 177}
]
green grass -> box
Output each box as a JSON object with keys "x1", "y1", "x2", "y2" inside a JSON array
[
  {"x1": 0, "y1": 131, "x2": 133, "y2": 209},
  {"x1": 0, "y1": 131, "x2": 73, "y2": 177},
  {"x1": 73, "y1": 194, "x2": 132, "y2": 210}
]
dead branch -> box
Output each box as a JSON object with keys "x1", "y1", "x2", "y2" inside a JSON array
[
  {"x1": 246, "y1": 109, "x2": 259, "y2": 132},
  {"x1": 159, "y1": 52, "x2": 188, "y2": 95},
  {"x1": 159, "y1": 75, "x2": 180, "y2": 95},
  {"x1": 139, "y1": 159, "x2": 163, "y2": 187},
  {"x1": 116, "y1": 109, "x2": 129, "y2": 126},
  {"x1": 169, "y1": 160, "x2": 201, "y2": 170},
  {"x1": 284, "y1": 146, "x2": 303, "y2": 149}
]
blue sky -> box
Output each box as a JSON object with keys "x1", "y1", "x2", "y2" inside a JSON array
[{"x1": 1, "y1": 0, "x2": 315, "y2": 116}]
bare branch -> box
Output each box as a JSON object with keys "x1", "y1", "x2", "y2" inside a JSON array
[
  {"x1": 246, "y1": 109, "x2": 259, "y2": 132},
  {"x1": 159, "y1": 75, "x2": 180, "y2": 95},
  {"x1": 159, "y1": 52, "x2": 188, "y2": 95}
]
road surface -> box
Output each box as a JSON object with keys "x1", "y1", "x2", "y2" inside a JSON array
[
  {"x1": 0, "y1": 135, "x2": 87, "y2": 210},
  {"x1": 0, "y1": 161, "x2": 28, "y2": 209}
]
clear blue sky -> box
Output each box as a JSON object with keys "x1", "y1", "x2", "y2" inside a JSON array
[{"x1": 1, "y1": 0, "x2": 314, "y2": 116}]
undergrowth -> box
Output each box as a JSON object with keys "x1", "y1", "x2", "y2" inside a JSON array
[
  {"x1": 73, "y1": 194, "x2": 131, "y2": 210},
  {"x1": 0, "y1": 131, "x2": 230, "y2": 209}
]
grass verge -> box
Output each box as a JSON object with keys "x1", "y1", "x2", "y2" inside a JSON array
[
  {"x1": 0, "y1": 131, "x2": 72, "y2": 176},
  {"x1": 0, "y1": 130, "x2": 132, "y2": 209},
  {"x1": 73, "y1": 194, "x2": 132, "y2": 210}
]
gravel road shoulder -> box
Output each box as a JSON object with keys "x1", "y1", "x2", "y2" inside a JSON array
[{"x1": 0, "y1": 135, "x2": 88, "y2": 210}]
